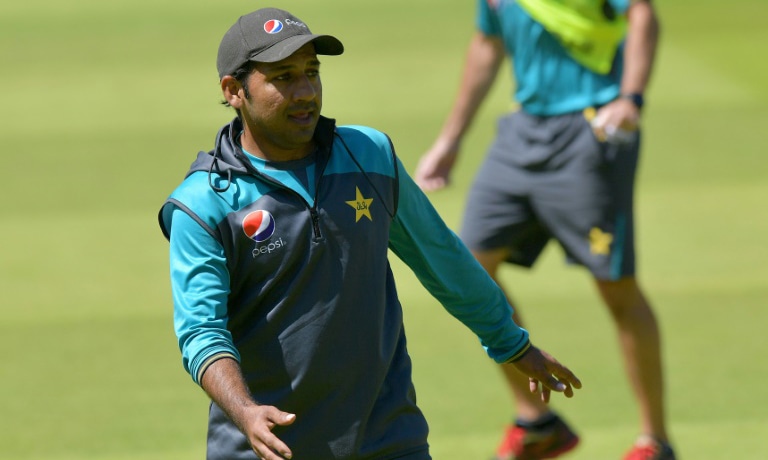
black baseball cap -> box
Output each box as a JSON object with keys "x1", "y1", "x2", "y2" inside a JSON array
[{"x1": 217, "y1": 8, "x2": 344, "y2": 79}]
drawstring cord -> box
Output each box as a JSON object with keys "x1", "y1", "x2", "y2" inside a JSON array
[{"x1": 208, "y1": 147, "x2": 233, "y2": 193}]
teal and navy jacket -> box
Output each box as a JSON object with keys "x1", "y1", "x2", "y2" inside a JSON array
[{"x1": 158, "y1": 116, "x2": 530, "y2": 459}]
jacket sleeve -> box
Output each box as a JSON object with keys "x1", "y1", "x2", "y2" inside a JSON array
[
  {"x1": 166, "y1": 206, "x2": 240, "y2": 384},
  {"x1": 387, "y1": 158, "x2": 530, "y2": 363}
]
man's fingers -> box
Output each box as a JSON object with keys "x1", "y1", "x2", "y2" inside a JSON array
[
  {"x1": 529, "y1": 378, "x2": 539, "y2": 394},
  {"x1": 541, "y1": 386, "x2": 551, "y2": 403},
  {"x1": 515, "y1": 345, "x2": 582, "y2": 401},
  {"x1": 278, "y1": 412, "x2": 296, "y2": 426},
  {"x1": 565, "y1": 371, "x2": 583, "y2": 390},
  {"x1": 262, "y1": 408, "x2": 296, "y2": 428},
  {"x1": 248, "y1": 408, "x2": 296, "y2": 459},
  {"x1": 541, "y1": 376, "x2": 567, "y2": 393},
  {"x1": 562, "y1": 382, "x2": 574, "y2": 398},
  {"x1": 542, "y1": 367, "x2": 581, "y2": 398},
  {"x1": 254, "y1": 434, "x2": 293, "y2": 460},
  {"x1": 528, "y1": 377, "x2": 555, "y2": 403},
  {"x1": 531, "y1": 372, "x2": 576, "y2": 399},
  {"x1": 267, "y1": 412, "x2": 295, "y2": 457},
  {"x1": 552, "y1": 366, "x2": 582, "y2": 391}
]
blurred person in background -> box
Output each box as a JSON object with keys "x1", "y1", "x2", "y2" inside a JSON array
[{"x1": 415, "y1": 0, "x2": 672, "y2": 459}]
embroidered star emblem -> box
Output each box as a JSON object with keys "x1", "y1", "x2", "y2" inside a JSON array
[
  {"x1": 345, "y1": 186, "x2": 373, "y2": 222},
  {"x1": 589, "y1": 227, "x2": 613, "y2": 255}
]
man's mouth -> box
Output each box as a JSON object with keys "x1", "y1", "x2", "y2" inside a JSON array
[{"x1": 288, "y1": 108, "x2": 316, "y2": 125}]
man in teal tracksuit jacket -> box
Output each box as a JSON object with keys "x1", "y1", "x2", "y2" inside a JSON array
[{"x1": 158, "y1": 7, "x2": 580, "y2": 460}]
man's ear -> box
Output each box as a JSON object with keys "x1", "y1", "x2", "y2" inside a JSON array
[{"x1": 221, "y1": 76, "x2": 245, "y2": 109}]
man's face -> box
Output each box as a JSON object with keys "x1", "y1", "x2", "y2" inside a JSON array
[{"x1": 240, "y1": 43, "x2": 323, "y2": 158}]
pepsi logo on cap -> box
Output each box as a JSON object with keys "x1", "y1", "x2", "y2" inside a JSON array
[
  {"x1": 243, "y1": 210, "x2": 276, "y2": 242},
  {"x1": 263, "y1": 20, "x2": 283, "y2": 34}
]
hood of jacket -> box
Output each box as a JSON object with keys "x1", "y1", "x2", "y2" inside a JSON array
[{"x1": 187, "y1": 115, "x2": 338, "y2": 190}]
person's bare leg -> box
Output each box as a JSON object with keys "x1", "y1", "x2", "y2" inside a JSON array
[
  {"x1": 476, "y1": 249, "x2": 579, "y2": 460},
  {"x1": 595, "y1": 276, "x2": 669, "y2": 443},
  {"x1": 473, "y1": 249, "x2": 550, "y2": 420}
]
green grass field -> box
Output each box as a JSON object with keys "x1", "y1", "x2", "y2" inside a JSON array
[{"x1": 2, "y1": 0, "x2": 766, "y2": 458}]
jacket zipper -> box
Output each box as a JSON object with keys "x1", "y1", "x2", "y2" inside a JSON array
[{"x1": 239, "y1": 151, "x2": 330, "y2": 241}]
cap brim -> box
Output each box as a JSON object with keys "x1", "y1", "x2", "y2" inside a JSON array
[{"x1": 250, "y1": 34, "x2": 344, "y2": 63}]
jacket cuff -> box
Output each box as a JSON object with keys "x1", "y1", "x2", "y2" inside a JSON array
[
  {"x1": 504, "y1": 340, "x2": 532, "y2": 363},
  {"x1": 195, "y1": 352, "x2": 239, "y2": 385}
]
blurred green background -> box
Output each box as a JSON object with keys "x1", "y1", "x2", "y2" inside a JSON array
[{"x1": 1, "y1": 0, "x2": 766, "y2": 458}]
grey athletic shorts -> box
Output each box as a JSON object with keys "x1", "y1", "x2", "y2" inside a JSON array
[{"x1": 460, "y1": 110, "x2": 640, "y2": 281}]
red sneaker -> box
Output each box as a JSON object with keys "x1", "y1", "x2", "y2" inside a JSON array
[
  {"x1": 623, "y1": 436, "x2": 676, "y2": 460},
  {"x1": 493, "y1": 415, "x2": 579, "y2": 460}
]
